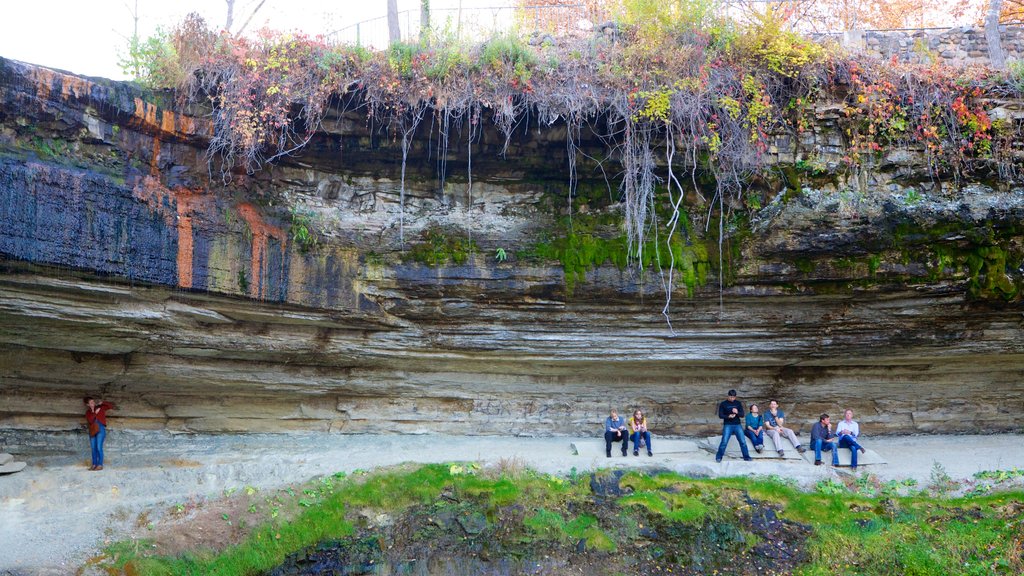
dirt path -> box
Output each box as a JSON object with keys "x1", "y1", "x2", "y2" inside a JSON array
[{"x1": 1, "y1": 430, "x2": 1022, "y2": 574}]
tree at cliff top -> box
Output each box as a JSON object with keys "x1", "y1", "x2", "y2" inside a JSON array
[
  {"x1": 224, "y1": 0, "x2": 268, "y2": 36},
  {"x1": 388, "y1": 0, "x2": 401, "y2": 44}
]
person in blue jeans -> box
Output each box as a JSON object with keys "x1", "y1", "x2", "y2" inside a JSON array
[
  {"x1": 604, "y1": 410, "x2": 629, "y2": 457},
  {"x1": 810, "y1": 413, "x2": 839, "y2": 466},
  {"x1": 835, "y1": 409, "x2": 867, "y2": 470},
  {"x1": 629, "y1": 409, "x2": 653, "y2": 457},
  {"x1": 715, "y1": 389, "x2": 752, "y2": 462},
  {"x1": 84, "y1": 397, "x2": 116, "y2": 471},
  {"x1": 744, "y1": 403, "x2": 765, "y2": 454}
]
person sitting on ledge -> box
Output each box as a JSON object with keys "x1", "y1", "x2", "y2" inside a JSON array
[
  {"x1": 604, "y1": 410, "x2": 629, "y2": 458},
  {"x1": 745, "y1": 403, "x2": 765, "y2": 454},
  {"x1": 835, "y1": 409, "x2": 867, "y2": 471},
  {"x1": 810, "y1": 413, "x2": 839, "y2": 466},
  {"x1": 764, "y1": 400, "x2": 807, "y2": 457},
  {"x1": 629, "y1": 409, "x2": 653, "y2": 457},
  {"x1": 715, "y1": 389, "x2": 752, "y2": 462}
]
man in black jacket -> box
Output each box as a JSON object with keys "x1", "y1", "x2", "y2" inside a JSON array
[{"x1": 715, "y1": 389, "x2": 752, "y2": 462}]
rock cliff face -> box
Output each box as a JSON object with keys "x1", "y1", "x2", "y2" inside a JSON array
[{"x1": 1, "y1": 58, "x2": 1022, "y2": 437}]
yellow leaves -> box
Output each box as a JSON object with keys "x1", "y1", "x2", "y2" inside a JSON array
[
  {"x1": 718, "y1": 96, "x2": 742, "y2": 120},
  {"x1": 633, "y1": 86, "x2": 673, "y2": 124},
  {"x1": 703, "y1": 122, "x2": 722, "y2": 156},
  {"x1": 449, "y1": 463, "x2": 480, "y2": 476}
]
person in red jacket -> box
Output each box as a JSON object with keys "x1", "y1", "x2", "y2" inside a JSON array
[{"x1": 84, "y1": 397, "x2": 115, "y2": 471}]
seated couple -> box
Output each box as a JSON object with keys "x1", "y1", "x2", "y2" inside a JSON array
[
  {"x1": 743, "y1": 400, "x2": 807, "y2": 457},
  {"x1": 604, "y1": 409, "x2": 653, "y2": 457},
  {"x1": 811, "y1": 409, "x2": 867, "y2": 470}
]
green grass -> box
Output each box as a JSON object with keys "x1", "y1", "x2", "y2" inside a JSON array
[{"x1": 99, "y1": 465, "x2": 1024, "y2": 576}]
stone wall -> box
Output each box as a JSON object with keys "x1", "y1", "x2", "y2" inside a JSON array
[{"x1": 836, "y1": 26, "x2": 1024, "y2": 67}]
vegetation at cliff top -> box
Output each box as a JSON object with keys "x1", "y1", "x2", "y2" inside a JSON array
[
  {"x1": 96, "y1": 463, "x2": 1024, "y2": 575},
  {"x1": 121, "y1": 0, "x2": 1024, "y2": 307}
]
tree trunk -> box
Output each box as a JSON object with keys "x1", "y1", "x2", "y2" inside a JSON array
[
  {"x1": 420, "y1": 0, "x2": 431, "y2": 44},
  {"x1": 388, "y1": 0, "x2": 401, "y2": 45},
  {"x1": 225, "y1": 0, "x2": 235, "y2": 32},
  {"x1": 987, "y1": 0, "x2": 1005, "y2": 69}
]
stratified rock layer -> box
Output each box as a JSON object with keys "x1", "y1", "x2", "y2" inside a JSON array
[{"x1": 1, "y1": 58, "x2": 1022, "y2": 436}]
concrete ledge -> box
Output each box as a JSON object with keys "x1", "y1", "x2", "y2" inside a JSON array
[{"x1": 700, "y1": 436, "x2": 807, "y2": 460}]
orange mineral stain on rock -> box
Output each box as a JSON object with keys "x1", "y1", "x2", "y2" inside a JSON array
[
  {"x1": 60, "y1": 76, "x2": 95, "y2": 101},
  {"x1": 132, "y1": 176, "x2": 212, "y2": 289},
  {"x1": 176, "y1": 214, "x2": 195, "y2": 289},
  {"x1": 27, "y1": 66, "x2": 95, "y2": 102},
  {"x1": 131, "y1": 98, "x2": 211, "y2": 141},
  {"x1": 150, "y1": 137, "x2": 161, "y2": 177},
  {"x1": 21, "y1": 64, "x2": 210, "y2": 140},
  {"x1": 237, "y1": 203, "x2": 288, "y2": 300}
]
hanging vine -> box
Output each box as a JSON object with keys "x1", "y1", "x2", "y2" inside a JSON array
[{"x1": 136, "y1": 7, "x2": 1024, "y2": 323}]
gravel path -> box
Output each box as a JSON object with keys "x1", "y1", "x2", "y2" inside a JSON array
[{"x1": 1, "y1": 430, "x2": 1022, "y2": 574}]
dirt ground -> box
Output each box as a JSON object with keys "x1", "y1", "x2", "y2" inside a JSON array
[{"x1": 1, "y1": 430, "x2": 1023, "y2": 575}]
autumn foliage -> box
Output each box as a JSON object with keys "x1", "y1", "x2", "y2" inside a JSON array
[{"x1": 131, "y1": 3, "x2": 1022, "y2": 278}]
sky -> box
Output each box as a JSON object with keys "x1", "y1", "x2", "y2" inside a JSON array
[{"x1": 0, "y1": 0, "x2": 512, "y2": 80}]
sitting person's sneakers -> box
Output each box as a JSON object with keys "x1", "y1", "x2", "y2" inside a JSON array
[
  {"x1": 814, "y1": 460, "x2": 823, "y2": 465},
  {"x1": 743, "y1": 456, "x2": 753, "y2": 461},
  {"x1": 796, "y1": 446, "x2": 807, "y2": 454},
  {"x1": 754, "y1": 445, "x2": 763, "y2": 453},
  {"x1": 647, "y1": 451, "x2": 653, "y2": 457},
  {"x1": 633, "y1": 450, "x2": 639, "y2": 456},
  {"x1": 859, "y1": 447, "x2": 866, "y2": 454},
  {"x1": 777, "y1": 450, "x2": 785, "y2": 457}
]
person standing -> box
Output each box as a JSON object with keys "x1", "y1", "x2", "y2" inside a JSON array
[
  {"x1": 810, "y1": 413, "x2": 838, "y2": 466},
  {"x1": 744, "y1": 403, "x2": 765, "y2": 454},
  {"x1": 629, "y1": 409, "x2": 653, "y2": 457},
  {"x1": 764, "y1": 400, "x2": 807, "y2": 457},
  {"x1": 84, "y1": 397, "x2": 116, "y2": 471},
  {"x1": 715, "y1": 389, "x2": 752, "y2": 462},
  {"x1": 604, "y1": 410, "x2": 629, "y2": 457},
  {"x1": 835, "y1": 409, "x2": 867, "y2": 470}
]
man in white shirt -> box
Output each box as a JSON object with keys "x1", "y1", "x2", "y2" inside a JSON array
[{"x1": 835, "y1": 409, "x2": 867, "y2": 470}]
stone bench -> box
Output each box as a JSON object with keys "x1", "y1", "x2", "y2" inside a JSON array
[{"x1": 0, "y1": 453, "x2": 27, "y2": 475}]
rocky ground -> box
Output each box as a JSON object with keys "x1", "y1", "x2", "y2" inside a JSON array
[{"x1": 0, "y1": 431, "x2": 1022, "y2": 575}]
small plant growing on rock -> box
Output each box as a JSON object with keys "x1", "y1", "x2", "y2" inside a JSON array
[
  {"x1": 289, "y1": 208, "x2": 319, "y2": 253},
  {"x1": 927, "y1": 461, "x2": 957, "y2": 496}
]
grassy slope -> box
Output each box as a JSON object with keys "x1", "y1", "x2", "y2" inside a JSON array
[{"x1": 95, "y1": 463, "x2": 1024, "y2": 576}]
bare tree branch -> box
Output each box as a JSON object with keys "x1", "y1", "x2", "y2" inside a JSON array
[{"x1": 236, "y1": 0, "x2": 268, "y2": 35}]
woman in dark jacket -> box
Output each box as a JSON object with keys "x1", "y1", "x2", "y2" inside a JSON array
[{"x1": 84, "y1": 397, "x2": 115, "y2": 470}]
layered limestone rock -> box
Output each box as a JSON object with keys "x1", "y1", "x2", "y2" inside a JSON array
[{"x1": 1, "y1": 58, "x2": 1022, "y2": 437}]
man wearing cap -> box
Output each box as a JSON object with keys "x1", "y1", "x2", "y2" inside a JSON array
[{"x1": 715, "y1": 389, "x2": 752, "y2": 462}]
